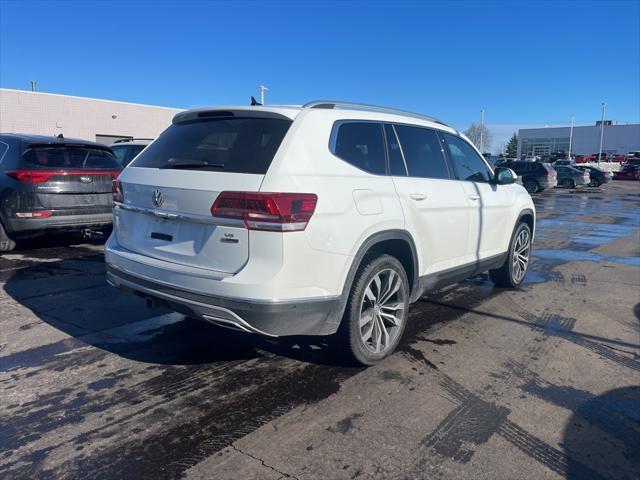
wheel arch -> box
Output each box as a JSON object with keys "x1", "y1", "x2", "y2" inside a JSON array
[
  {"x1": 332, "y1": 230, "x2": 420, "y2": 329},
  {"x1": 516, "y1": 208, "x2": 535, "y2": 239}
]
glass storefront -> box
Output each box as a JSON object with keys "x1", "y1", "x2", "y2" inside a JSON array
[{"x1": 521, "y1": 137, "x2": 570, "y2": 157}]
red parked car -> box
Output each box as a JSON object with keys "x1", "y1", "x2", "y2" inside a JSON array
[
  {"x1": 574, "y1": 155, "x2": 590, "y2": 163},
  {"x1": 613, "y1": 159, "x2": 640, "y2": 180},
  {"x1": 610, "y1": 154, "x2": 626, "y2": 163}
]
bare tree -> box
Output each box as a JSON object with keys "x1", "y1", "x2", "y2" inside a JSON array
[{"x1": 463, "y1": 123, "x2": 493, "y2": 153}]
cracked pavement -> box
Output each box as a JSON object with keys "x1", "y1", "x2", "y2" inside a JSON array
[{"x1": 1, "y1": 182, "x2": 639, "y2": 479}]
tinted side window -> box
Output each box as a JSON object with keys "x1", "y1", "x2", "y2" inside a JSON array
[
  {"x1": 510, "y1": 163, "x2": 526, "y2": 174},
  {"x1": 0, "y1": 142, "x2": 8, "y2": 164},
  {"x1": 123, "y1": 145, "x2": 147, "y2": 167},
  {"x1": 394, "y1": 125, "x2": 450, "y2": 179},
  {"x1": 441, "y1": 133, "x2": 492, "y2": 182},
  {"x1": 332, "y1": 122, "x2": 386, "y2": 175},
  {"x1": 384, "y1": 124, "x2": 406, "y2": 176},
  {"x1": 111, "y1": 145, "x2": 128, "y2": 165}
]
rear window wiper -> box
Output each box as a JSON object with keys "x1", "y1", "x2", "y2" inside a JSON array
[{"x1": 162, "y1": 158, "x2": 225, "y2": 169}]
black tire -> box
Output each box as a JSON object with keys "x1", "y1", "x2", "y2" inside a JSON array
[
  {"x1": 588, "y1": 178, "x2": 600, "y2": 187},
  {"x1": 561, "y1": 178, "x2": 575, "y2": 189},
  {"x1": 489, "y1": 222, "x2": 532, "y2": 288},
  {"x1": 0, "y1": 222, "x2": 16, "y2": 252},
  {"x1": 523, "y1": 179, "x2": 539, "y2": 194},
  {"x1": 337, "y1": 253, "x2": 410, "y2": 366}
]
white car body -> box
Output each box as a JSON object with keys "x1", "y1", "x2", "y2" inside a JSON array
[{"x1": 105, "y1": 101, "x2": 534, "y2": 350}]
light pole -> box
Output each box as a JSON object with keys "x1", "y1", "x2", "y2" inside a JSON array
[
  {"x1": 480, "y1": 109, "x2": 485, "y2": 153},
  {"x1": 567, "y1": 114, "x2": 575, "y2": 160},
  {"x1": 598, "y1": 102, "x2": 606, "y2": 163},
  {"x1": 259, "y1": 85, "x2": 268, "y2": 105}
]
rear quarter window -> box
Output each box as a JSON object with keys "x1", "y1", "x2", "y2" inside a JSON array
[
  {"x1": 330, "y1": 121, "x2": 386, "y2": 175},
  {"x1": 130, "y1": 117, "x2": 291, "y2": 174}
]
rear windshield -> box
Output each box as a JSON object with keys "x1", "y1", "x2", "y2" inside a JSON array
[
  {"x1": 130, "y1": 117, "x2": 292, "y2": 174},
  {"x1": 22, "y1": 146, "x2": 120, "y2": 169}
]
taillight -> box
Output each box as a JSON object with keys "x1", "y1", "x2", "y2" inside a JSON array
[
  {"x1": 15, "y1": 211, "x2": 53, "y2": 218},
  {"x1": 211, "y1": 191, "x2": 318, "y2": 231},
  {"x1": 6, "y1": 170, "x2": 119, "y2": 183},
  {"x1": 112, "y1": 179, "x2": 124, "y2": 203},
  {"x1": 6, "y1": 170, "x2": 56, "y2": 183}
]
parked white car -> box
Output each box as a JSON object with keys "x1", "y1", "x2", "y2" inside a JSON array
[{"x1": 106, "y1": 101, "x2": 535, "y2": 365}]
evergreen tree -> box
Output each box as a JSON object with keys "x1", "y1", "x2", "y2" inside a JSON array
[{"x1": 506, "y1": 133, "x2": 518, "y2": 158}]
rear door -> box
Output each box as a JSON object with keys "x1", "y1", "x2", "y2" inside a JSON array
[
  {"x1": 17, "y1": 144, "x2": 120, "y2": 214},
  {"x1": 114, "y1": 114, "x2": 292, "y2": 274},
  {"x1": 387, "y1": 124, "x2": 470, "y2": 275}
]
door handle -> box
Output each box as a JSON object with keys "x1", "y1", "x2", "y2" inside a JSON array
[
  {"x1": 409, "y1": 193, "x2": 427, "y2": 201},
  {"x1": 467, "y1": 194, "x2": 480, "y2": 201}
]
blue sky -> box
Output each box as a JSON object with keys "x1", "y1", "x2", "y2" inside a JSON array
[{"x1": 1, "y1": 0, "x2": 639, "y2": 152}]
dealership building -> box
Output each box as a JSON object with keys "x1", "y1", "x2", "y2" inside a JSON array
[
  {"x1": 517, "y1": 122, "x2": 640, "y2": 158},
  {"x1": 0, "y1": 88, "x2": 183, "y2": 145}
]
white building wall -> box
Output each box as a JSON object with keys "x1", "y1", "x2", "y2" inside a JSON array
[{"x1": 0, "y1": 88, "x2": 183, "y2": 142}]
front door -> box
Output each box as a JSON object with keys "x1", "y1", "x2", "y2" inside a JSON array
[{"x1": 439, "y1": 132, "x2": 512, "y2": 261}]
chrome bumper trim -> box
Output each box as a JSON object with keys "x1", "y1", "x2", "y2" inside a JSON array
[
  {"x1": 107, "y1": 269, "x2": 276, "y2": 337},
  {"x1": 113, "y1": 202, "x2": 245, "y2": 228}
]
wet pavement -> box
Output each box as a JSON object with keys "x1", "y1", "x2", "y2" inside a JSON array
[{"x1": 1, "y1": 182, "x2": 638, "y2": 480}]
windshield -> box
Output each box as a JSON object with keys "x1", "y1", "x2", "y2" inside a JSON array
[
  {"x1": 22, "y1": 145, "x2": 120, "y2": 169},
  {"x1": 130, "y1": 117, "x2": 292, "y2": 174}
]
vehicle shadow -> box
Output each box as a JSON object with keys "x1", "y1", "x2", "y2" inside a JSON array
[
  {"x1": 1, "y1": 249, "x2": 499, "y2": 369},
  {"x1": 562, "y1": 386, "x2": 640, "y2": 479},
  {"x1": 13, "y1": 230, "x2": 110, "y2": 252},
  {"x1": 1, "y1": 252, "x2": 360, "y2": 368}
]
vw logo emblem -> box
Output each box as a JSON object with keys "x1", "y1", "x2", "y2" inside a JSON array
[
  {"x1": 152, "y1": 189, "x2": 164, "y2": 207},
  {"x1": 79, "y1": 175, "x2": 92, "y2": 183}
]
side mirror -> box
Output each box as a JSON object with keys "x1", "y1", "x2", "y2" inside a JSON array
[{"x1": 493, "y1": 167, "x2": 517, "y2": 185}]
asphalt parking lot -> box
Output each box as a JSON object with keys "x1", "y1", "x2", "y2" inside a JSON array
[{"x1": 1, "y1": 181, "x2": 638, "y2": 480}]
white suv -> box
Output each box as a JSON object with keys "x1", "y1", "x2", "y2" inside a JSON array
[{"x1": 106, "y1": 101, "x2": 535, "y2": 365}]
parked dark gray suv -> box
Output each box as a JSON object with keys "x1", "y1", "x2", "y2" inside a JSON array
[
  {"x1": 501, "y1": 160, "x2": 558, "y2": 194},
  {"x1": 0, "y1": 134, "x2": 121, "y2": 251}
]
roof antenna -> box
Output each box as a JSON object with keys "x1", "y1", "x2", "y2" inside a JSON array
[{"x1": 250, "y1": 96, "x2": 262, "y2": 106}]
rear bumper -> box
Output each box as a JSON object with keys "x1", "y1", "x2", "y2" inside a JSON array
[
  {"x1": 6, "y1": 212, "x2": 113, "y2": 234},
  {"x1": 575, "y1": 177, "x2": 590, "y2": 186},
  {"x1": 537, "y1": 178, "x2": 557, "y2": 189},
  {"x1": 106, "y1": 265, "x2": 342, "y2": 337}
]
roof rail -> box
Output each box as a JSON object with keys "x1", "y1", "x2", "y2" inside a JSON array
[{"x1": 302, "y1": 100, "x2": 448, "y2": 126}]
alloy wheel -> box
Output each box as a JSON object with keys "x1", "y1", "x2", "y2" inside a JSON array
[
  {"x1": 359, "y1": 268, "x2": 407, "y2": 354},
  {"x1": 511, "y1": 228, "x2": 531, "y2": 283}
]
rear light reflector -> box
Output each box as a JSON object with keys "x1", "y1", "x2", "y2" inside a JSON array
[
  {"x1": 112, "y1": 179, "x2": 124, "y2": 203},
  {"x1": 211, "y1": 191, "x2": 318, "y2": 231},
  {"x1": 6, "y1": 170, "x2": 119, "y2": 183},
  {"x1": 15, "y1": 211, "x2": 53, "y2": 218}
]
